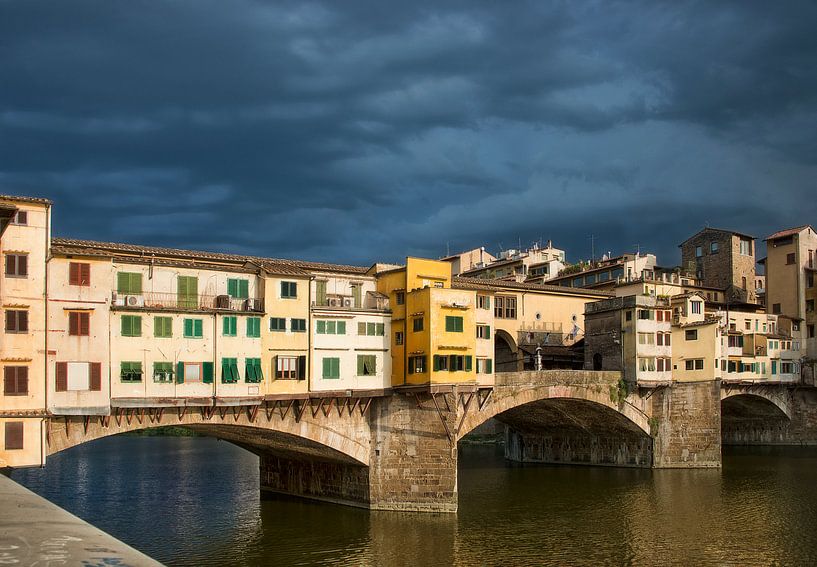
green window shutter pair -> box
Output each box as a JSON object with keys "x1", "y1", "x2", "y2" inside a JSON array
[
  {"x1": 184, "y1": 318, "x2": 203, "y2": 338},
  {"x1": 117, "y1": 272, "x2": 143, "y2": 294},
  {"x1": 120, "y1": 361, "x2": 142, "y2": 382},
  {"x1": 446, "y1": 316, "x2": 464, "y2": 332},
  {"x1": 352, "y1": 284, "x2": 362, "y2": 308},
  {"x1": 316, "y1": 280, "x2": 327, "y2": 305},
  {"x1": 245, "y1": 358, "x2": 263, "y2": 383},
  {"x1": 357, "y1": 355, "x2": 376, "y2": 376},
  {"x1": 247, "y1": 317, "x2": 261, "y2": 337},
  {"x1": 337, "y1": 321, "x2": 346, "y2": 334},
  {"x1": 121, "y1": 315, "x2": 142, "y2": 337},
  {"x1": 221, "y1": 358, "x2": 239, "y2": 383},
  {"x1": 153, "y1": 362, "x2": 174, "y2": 382},
  {"x1": 322, "y1": 357, "x2": 340, "y2": 379},
  {"x1": 177, "y1": 276, "x2": 198, "y2": 308},
  {"x1": 317, "y1": 320, "x2": 326, "y2": 334},
  {"x1": 227, "y1": 279, "x2": 249, "y2": 299},
  {"x1": 154, "y1": 317, "x2": 172, "y2": 338},
  {"x1": 223, "y1": 316, "x2": 237, "y2": 337}
]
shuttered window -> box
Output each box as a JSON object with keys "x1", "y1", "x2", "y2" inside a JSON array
[
  {"x1": 322, "y1": 357, "x2": 340, "y2": 379},
  {"x1": 117, "y1": 272, "x2": 143, "y2": 294},
  {"x1": 357, "y1": 355, "x2": 376, "y2": 376},
  {"x1": 223, "y1": 316, "x2": 237, "y2": 337},
  {"x1": 177, "y1": 276, "x2": 198, "y2": 308},
  {"x1": 3, "y1": 366, "x2": 28, "y2": 396},
  {"x1": 477, "y1": 325, "x2": 491, "y2": 339},
  {"x1": 351, "y1": 284, "x2": 362, "y2": 308},
  {"x1": 221, "y1": 357, "x2": 239, "y2": 383},
  {"x1": 316, "y1": 320, "x2": 345, "y2": 334},
  {"x1": 246, "y1": 317, "x2": 261, "y2": 337},
  {"x1": 245, "y1": 358, "x2": 263, "y2": 383},
  {"x1": 183, "y1": 318, "x2": 203, "y2": 338},
  {"x1": 5, "y1": 254, "x2": 28, "y2": 277},
  {"x1": 5, "y1": 310, "x2": 29, "y2": 333},
  {"x1": 413, "y1": 318, "x2": 424, "y2": 332},
  {"x1": 68, "y1": 311, "x2": 90, "y2": 336},
  {"x1": 358, "y1": 322, "x2": 385, "y2": 336},
  {"x1": 89, "y1": 362, "x2": 102, "y2": 391},
  {"x1": 153, "y1": 362, "x2": 174, "y2": 383},
  {"x1": 68, "y1": 262, "x2": 91, "y2": 286},
  {"x1": 154, "y1": 316, "x2": 172, "y2": 338},
  {"x1": 121, "y1": 315, "x2": 142, "y2": 337},
  {"x1": 445, "y1": 316, "x2": 464, "y2": 332},
  {"x1": 227, "y1": 278, "x2": 249, "y2": 299},
  {"x1": 315, "y1": 280, "x2": 327, "y2": 306},
  {"x1": 120, "y1": 361, "x2": 143, "y2": 382},
  {"x1": 4, "y1": 422, "x2": 23, "y2": 451}
]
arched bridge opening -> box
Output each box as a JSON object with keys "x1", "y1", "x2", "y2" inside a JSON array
[
  {"x1": 721, "y1": 391, "x2": 792, "y2": 445},
  {"x1": 494, "y1": 330, "x2": 523, "y2": 372}
]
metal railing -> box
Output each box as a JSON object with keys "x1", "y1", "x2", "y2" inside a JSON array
[{"x1": 111, "y1": 291, "x2": 264, "y2": 313}]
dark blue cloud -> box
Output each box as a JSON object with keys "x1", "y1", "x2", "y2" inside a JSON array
[{"x1": 1, "y1": 0, "x2": 816, "y2": 266}]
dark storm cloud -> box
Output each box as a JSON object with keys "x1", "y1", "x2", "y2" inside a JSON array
[{"x1": 1, "y1": 0, "x2": 816, "y2": 265}]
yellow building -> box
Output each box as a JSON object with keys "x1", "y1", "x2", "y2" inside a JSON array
[{"x1": 0, "y1": 195, "x2": 51, "y2": 468}]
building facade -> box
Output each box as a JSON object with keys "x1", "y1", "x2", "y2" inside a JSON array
[{"x1": 679, "y1": 227, "x2": 757, "y2": 304}]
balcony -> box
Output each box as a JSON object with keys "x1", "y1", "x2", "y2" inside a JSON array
[
  {"x1": 111, "y1": 292, "x2": 264, "y2": 313},
  {"x1": 312, "y1": 291, "x2": 390, "y2": 312}
]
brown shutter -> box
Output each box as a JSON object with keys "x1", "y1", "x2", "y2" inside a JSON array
[
  {"x1": 69, "y1": 262, "x2": 79, "y2": 285},
  {"x1": 5, "y1": 311, "x2": 14, "y2": 332},
  {"x1": 56, "y1": 362, "x2": 68, "y2": 392},
  {"x1": 4, "y1": 254, "x2": 13, "y2": 275},
  {"x1": 3, "y1": 367, "x2": 15, "y2": 395},
  {"x1": 5, "y1": 422, "x2": 23, "y2": 450},
  {"x1": 81, "y1": 263, "x2": 90, "y2": 285},
  {"x1": 80, "y1": 313, "x2": 89, "y2": 336},
  {"x1": 89, "y1": 362, "x2": 101, "y2": 391},
  {"x1": 19, "y1": 311, "x2": 28, "y2": 332},
  {"x1": 68, "y1": 312, "x2": 78, "y2": 336},
  {"x1": 18, "y1": 367, "x2": 28, "y2": 395},
  {"x1": 18, "y1": 255, "x2": 27, "y2": 276},
  {"x1": 297, "y1": 355, "x2": 306, "y2": 380}
]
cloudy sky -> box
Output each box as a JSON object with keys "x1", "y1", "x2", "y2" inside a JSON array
[{"x1": 2, "y1": 1, "x2": 816, "y2": 267}]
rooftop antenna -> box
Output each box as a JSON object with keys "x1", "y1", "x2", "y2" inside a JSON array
[
  {"x1": 634, "y1": 243, "x2": 641, "y2": 256},
  {"x1": 588, "y1": 234, "x2": 595, "y2": 263}
]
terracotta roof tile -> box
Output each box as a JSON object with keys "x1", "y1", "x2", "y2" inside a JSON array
[
  {"x1": 764, "y1": 225, "x2": 814, "y2": 241},
  {"x1": 453, "y1": 276, "x2": 614, "y2": 297},
  {"x1": 0, "y1": 194, "x2": 53, "y2": 205}
]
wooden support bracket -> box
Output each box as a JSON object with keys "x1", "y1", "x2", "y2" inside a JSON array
[
  {"x1": 248, "y1": 404, "x2": 259, "y2": 423},
  {"x1": 477, "y1": 388, "x2": 493, "y2": 411},
  {"x1": 280, "y1": 400, "x2": 294, "y2": 420},
  {"x1": 295, "y1": 400, "x2": 308, "y2": 422},
  {"x1": 321, "y1": 397, "x2": 334, "y2": 418},
  {"x1": 83, "y1": 416, "x2": 91, "y2": 435},
  {"x1": 310, "y1": 398, "x2": 323, "y2": 418}
]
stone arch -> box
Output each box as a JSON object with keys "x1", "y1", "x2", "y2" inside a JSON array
[
  {"x1": 458, "y1": 383, "x2": 651, "y2": 441},
  {"x1": 45, "y1": 409, "x2": 371, "y2": 466},
  {"x1": 494, "y1": 329, "x2": 523, "y2": 372},
  {"x1": 720, "y1": 390, "x2": 791, "y2": 420}
]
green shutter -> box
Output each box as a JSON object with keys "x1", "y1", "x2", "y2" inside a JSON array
[
  {"x1": 202, "y1": 361, "x2": 214, "y2": 384},
  {"x1": 184, "y1": 318, "x2": 193, "y2": 337},
  {"x1": 486, "y1": 326, "x2": 491, "y2": 339},
  {"x1": 338, "y1": 321, "x2": 346, "y2": 335},
  {"x1": 316, "y1": 280, "x2": 327, "y2": 305},
  {"x1": 333, "y1": 358, "x2": 340, "y2": 378},
  {"x1": 323, "y1": 358, "x2": 330, "y2": 378},
  {"x1": 486, "y1": 360, "x2": 493, "y2": 374},
  {"x1": 317, "y1": 320, "x2": 326, "y2": 334},
  {"x1": 433, "y1": 355, "x2": 440, "y2": 371},
  {"x1": 446, "y1": 317, "x2": 453, "y2": 332},
  {"x1": 227, "y1": 279, "x2": 237, "y2": 298},
  {"x1": 239, "y1": 280, "x2": 249, "y2": 299},
  {"x1": 353, "y1": 284, "x2": 362, "y2": 308},
  {"x1": 177, "y1": 362, "x2": 185, "y2": 383},
  {"x1": 376, "y1": 323, "x2": 384, "y2": 336},
  {"x1": 465, "y1": 356, "x2": 473, "y2": 372},
  {"x1": 357, "y1": 355, "x2": 364, "y2": 376},
  {"x1": 117, "y1": 272, "x2": 129, "y2": 293},
  {"x1": 194, "y1": 319, "x2": 203, "y2": 337},
  {"x1": 358, "y1": 322, "x2": 366, "y2": 335},
  {"x1": 223, "y1": 317, "x2": 230, "y2": 336},
  {"x1": 178, "y1": 276, "x2": 198, "y2": 308}
]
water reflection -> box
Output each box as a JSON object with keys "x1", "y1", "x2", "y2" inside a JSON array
[{"x1": 12, "y1": 439, "x2": 817, "y2": 566}]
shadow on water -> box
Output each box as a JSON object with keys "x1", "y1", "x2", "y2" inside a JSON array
[{"x1": 12, "y1": 437, "x2": 817, "y2": 566}]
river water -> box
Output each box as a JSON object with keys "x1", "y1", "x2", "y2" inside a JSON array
[{"x1": 11, "y1": 436, "x2": 817, "y2": 566}]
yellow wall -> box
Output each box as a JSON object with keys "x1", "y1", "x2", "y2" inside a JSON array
[
  {"x1": 672, "y1": 323, "x2": 720, "y2": 382},
  {"x1": 405, "y1": 257, "x2": 451, "y2": 291},
  {"x1": 262, "y1": 274, "x2": 310, "y2": 395}
]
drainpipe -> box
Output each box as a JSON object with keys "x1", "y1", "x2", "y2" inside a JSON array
[
  {"x1": 308, "y1": 276, "x2": 314, "y2": 390},
  {"x1": 42, "y1": 202, "x2": 51, "y2": 467}
]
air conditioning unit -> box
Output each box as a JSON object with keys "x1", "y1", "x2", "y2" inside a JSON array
[
  {"x1": 342, "y1": 297, "x2": 353, "y2": 308},
  {"x1": 112, "y1": 294, "x2": 126, "y2": 307},
  {"x1": 215, "y1": 294, "x2": 231, "y2": 309},
  {"x1": 328, "y1": 297, "x2": 341, "y2": 307},
  {"x1": 124, "y1": 295, "x2": 144, "y2": 307}
]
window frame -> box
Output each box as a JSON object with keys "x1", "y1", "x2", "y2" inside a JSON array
[{"x1": 4, "y1": 253, "x2": 28, "y2": 278}]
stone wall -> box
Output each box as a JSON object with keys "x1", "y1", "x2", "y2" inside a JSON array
[
  {"x1": 651, "y1": 380, "x2": 722, "y2": 467},
  {"x1": 260, "y1": 454, "x2": 370, "y2": 507},
  {"x1": 722, "y1": 388, "x2": 817, "y2": 445},
  {"x1": 505, "y1": 428, "x2": 652, "y2": 467}
]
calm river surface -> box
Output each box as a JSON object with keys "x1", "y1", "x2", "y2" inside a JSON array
[{"x1": 11, "y1": 437, "x2": 817, "y2": 566}]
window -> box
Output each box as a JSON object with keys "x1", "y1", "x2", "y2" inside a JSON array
[
  {"x1": 121, "y1": 361, "x2": 143, "y2": 382},
  {"x1": 316, "y1": 320, "x2": 346, "y2": 334},
  {"x1": 808, "y1": 273, "x2": 814, "y2": 289},
  {"x1": 117, "y1": 272, "x2": 143, "y2": 294},
  {"x1": 290, "y1": 318, "x2": 307, "y2": 332},
  {"x1": 685, "y1": 329, "x2": 698, "y2": 341},
  {"x1": 223, "y1": 316, "x2": 238, "y2": 337},
  {"x1": 227, "y1": 278, "x2": 249, "y2": 299},
  {"x1": 183, "y1": 318, "x2": 203, "y2": 338},
  {"x1": 745, "y1": 320, "x2": 752, "y2": 331},
  {"x1": 657, "y1": 332, "x2": 671, "y2": 346},
  {"x1": 3, "y1": 366, "x2": 28, "y2": 396},
  {"x1": 221, "y1": 357, "x2": 239, "y2": 383},
  {"x1": 69, "y1": 262, "x2": 90, "y2": 286},
  {"x1": 68, "y1": 311, "x2": 90, "y2": 336},
  {"x1": 685, "y1": 359, "x2": 704, "y2": 371},
  {"x1": 638, "y1": 358, "x2": 656, "y2": 372},
  {"x1": 395, "y1": 331, "x2": 404, "y2": 345},
  {"x1": 808, "y1": 325, "x2": 815, "y2": 339},
  {"x1": 638, "y1": 333, "x2": 655, "y2": 346},
  {"x1": 246, "y1": 317, "x2": 262, "y2": 337},
  {"x1": 121, "y1": 315, "x2": 142, "y2": 337},
  {"x1": 269, "y1": 317, "x2": 286, "y2": 332},
  {"x1": 710, "y1": 242, "x2": 719, "y2": 253},
  {"x1": 177, "y1": 275, "x2": 198, "y2": 309},
  {"x1": 787, "y1": 253, "x2": 796, "y2": 265},
  {"x1": 11, "y1": 210, "x2": 27, "y2": 225},
  {"x1": 154, "y1": 316, "x2": 172, "y2": 338},
  {"x1": 351, "y1": 284, "x2": 362, "y2": 308},
  {"x1": 445, "y1": 316, "x2": 464, "y2": 333},
  {"x1": 740, "y1": 239, "x2": 752, "y2": 256},
  {"x1": 477, "y1": 295, "x2": 491, "y2": 310},
  {"x1": 176, "y1": 361, "x2": 213, "y2": 384},
  {"x1": 637, "y1": 309, "x2": 653, "y2": 320},
  {"x1": 477, "y1": 325, "x2": 491, "y2": 340},
  {"x1": 772, "y1": 303, "x2": 781, "y2": 314},
  {"x1": 244, "y1": 358, "x2": 263, "y2": 382},
  {"x1": 690, "y1": 301, "x2": 702, "y2": 314},
  {"x1": 281, "y1": 281, "x2": 297, "y2": 298},
  {"x1": 322, "y1": 357, "x2": 340, "y2": 379},
  {"x1": 275, "y1": 356, "x2": 302, "y2": 380},
  {"x1": 434, "y1": 355, "x2": 449, "y2": 371},
  {"x1": 685, "y1": 360, "x2": 694, "y2": 371},
  {"x1": 358, "y1": 322, "x2": 385, "y2": 336},
  {"x1": 5, "y1": 254, "x2": 28, "y2": 277},
  {"x1": 413, "y1": 317, "x2": 424, "y2": 332},
  {"x1": 5, "y1": 422, "x2": 23, "y2": 451},
  {"x1": 55, "y1": 362, "x2": 100, "y2": 391},
  {"x1": 476, "y1": 359, "x2": 493, "y2": 374},
  {"x1": 357, "y1": 355, "x2": 377, "y2": 376},
  {"x1": 153, "y1": 362, "x2": 174, "y2": 383},
  {"x1": 408, "y1": 355, "x2": 427, "y2": 374},
  {"x1": 695, "y1": 246, "x2": 702, "y2": 257},
  {"x1": 625, "y1": 311, "x2": 632, "y2": 322},
  {"x1": 3, "y1": 309, "x2": 27, "y2": 334},
  {"x1": 807, "y1": 300, "x2": 815, "y2": 313},
  {"x1": 315, "y1": 280, "x2": 328, "y2": 306},
  {"x1": 396, "y1": 292, "x2": 405, "y2": 305}
]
